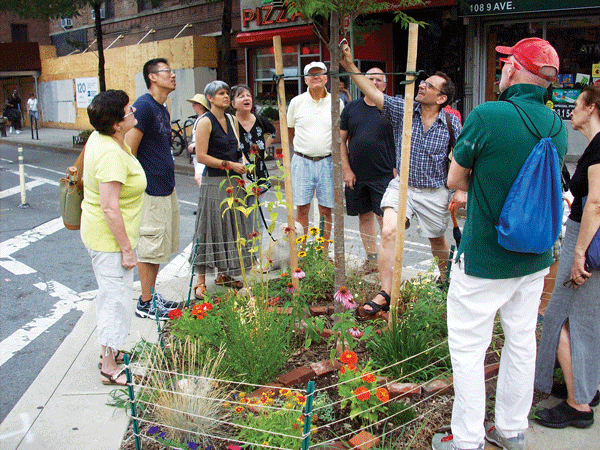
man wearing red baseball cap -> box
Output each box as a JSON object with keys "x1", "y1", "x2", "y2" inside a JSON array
[{"x1": 432, "y1": 38, "x2": 568, "y2": 450}]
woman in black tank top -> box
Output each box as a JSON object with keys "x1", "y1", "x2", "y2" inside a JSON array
[{"x1": 189, "y1": 81, "x2": 252, "y2": 297}]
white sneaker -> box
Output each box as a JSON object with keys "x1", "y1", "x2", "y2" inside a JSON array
[
  {"x1": 15, "y1": 130, "x2": 21, "y2": 135},
  {"x1": 9, "y1": 127, "x2": 13, "y2": 133}
]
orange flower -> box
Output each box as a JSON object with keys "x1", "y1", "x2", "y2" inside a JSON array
[
  {"x1": 376, "y1": 387, "x2": 389, "y2": 403},
  {"x1": 234, "y1": 406, "x2": 244, "y2": 413},
  {"x1": 340, "y1": 363, "x2": 357, "y2": 375},
  {"x1": 361, "y1": 373, "x2": 375, "y2": 383},
  {"x1": 339, "y1": 350, "x2": 358, "y2": 365},
  {"x1": 355, "y1": 386, "x2": 371, "y2": 401}
]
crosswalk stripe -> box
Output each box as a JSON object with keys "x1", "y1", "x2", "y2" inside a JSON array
[
  {"x1": 0, "y1": 218, "x2": 64, "y2": 257},
  {"x1": 0, "y1": 180, "x2": 46, "y2": 199}
]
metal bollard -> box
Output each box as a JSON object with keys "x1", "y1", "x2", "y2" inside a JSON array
[{"x1": 18, "y1": 146, "x2": 30, "y2": 208}]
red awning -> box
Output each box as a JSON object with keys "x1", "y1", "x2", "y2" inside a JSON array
[{"x1": 236, "y1": 25, "x2": 316, "y2": 48}]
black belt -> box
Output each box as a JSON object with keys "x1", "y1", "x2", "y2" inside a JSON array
[{"x1": 294, "y1": 152, "x2": 331, "y2": 162}]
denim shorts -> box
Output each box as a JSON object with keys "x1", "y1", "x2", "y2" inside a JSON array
[{"x1": 291, "y1": 154, "x2": 334, "y2": 208}]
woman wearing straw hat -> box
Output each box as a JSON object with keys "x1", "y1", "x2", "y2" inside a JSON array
[{"x1": 186, "y1": 93, "x2": 210, "y2": 187}]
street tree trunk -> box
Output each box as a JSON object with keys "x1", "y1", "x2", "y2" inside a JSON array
[
  {"x1": 328, "y1": 10, "x2": 346, "y2": 301},
  {"x1": 219, "y1": 0, "x2": 233, "y2": 84},
  {"x1": 92, "y1": 1, "x2": 106, "y2": 92}
]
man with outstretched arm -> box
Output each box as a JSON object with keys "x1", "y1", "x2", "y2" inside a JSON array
[{"x1": 340, "y1": 44, "x2": 465, "y2": 315}]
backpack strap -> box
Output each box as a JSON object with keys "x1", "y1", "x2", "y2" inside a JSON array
[
  {"x1": 505, "y1": 100, "x2": 563, "y2": 140},
  {"x1": 445, "y1": 111, "x2": 455, "y2": 156}
]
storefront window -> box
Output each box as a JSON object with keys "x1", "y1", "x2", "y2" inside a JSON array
[{"x1": 253, "y1": 42, "x2": 322, "y2": 107}]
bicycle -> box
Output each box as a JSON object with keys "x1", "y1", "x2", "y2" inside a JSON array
[{"x1": 170, "y1": 116, "x2": 198, "y2": 159}]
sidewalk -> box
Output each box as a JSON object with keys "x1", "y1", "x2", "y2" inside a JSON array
[{"x1": 1, "y1": 127, "x2": 598, "y2": 450}]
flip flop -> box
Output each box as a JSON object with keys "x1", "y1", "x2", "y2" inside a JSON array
[
  {"x1": 215, "y1": 274, "x2": 243, "y2": 290},
  {"x1": 362, "y1": 290, "x2": 391, "y2": 316},
  {"x1": 98, "y1": 350, "x2": 128, "y2": 369},
  {"x1": 194, "y1": 282, "x2": 207, "y2": 300},
  {"x1": 100, "y1": 368, "x2": 127, "y2": 386}
]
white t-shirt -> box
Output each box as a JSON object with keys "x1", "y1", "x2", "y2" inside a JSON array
[
  {"x1": 27, "y1": 98, "x2": 38, "y2": 112},
  {"x1": 287, "y1": 91, "x2": 344, "y2": 158}
]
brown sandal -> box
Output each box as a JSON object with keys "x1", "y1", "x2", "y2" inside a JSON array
[
  {"x1": 194, "y1": 282, "x2": 207, "y2": 300},
  {"x1": 100, "y1": 368, "x2": 127, "y2": 386},
  {"x1": 98, "y1": 350, "x2": 128, "y2": 369},
  {"x1": 215, "y1": 274, "x2": 243, "y2": 290}
]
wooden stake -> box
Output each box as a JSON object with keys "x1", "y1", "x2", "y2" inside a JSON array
[
  {"x1": 389, "y1": 23, "x2": 419, "y2": 321},
  {"x1": 273, "y1": 35, "x2": 299, "y2": 289}
]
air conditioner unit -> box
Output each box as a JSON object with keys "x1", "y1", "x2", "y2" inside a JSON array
[
  {"x1": 91, "y1": 8, "x2": 106, "y2": 20},
  {"x1": 60, "y1": 18, "x2": 73, "y2": 28}
]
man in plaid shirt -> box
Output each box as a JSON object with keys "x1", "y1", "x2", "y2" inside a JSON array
[{"x1": 341, "y1": 44, "x2": 466, "y2": 314}]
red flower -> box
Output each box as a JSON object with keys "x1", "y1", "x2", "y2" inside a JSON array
[
  {"x1": 236, "y1": 178, "x2": 245, "y2": 187},
  {"x1": 249, "y1": 144, "x2": 260, "y2": 155},
  {"x1": 355, "y1": 386, "x2": 371, "y2": 401},
  {"x1": 248, "y1": 231, "x2": 259, "y2": 239},
  {"x1": 275, "y1": 147, "x2": 284, "y2": 159},
  {"x1": 168, "y1": 308, "x2": 183, "y2": 319},
  {"x1": 362, "y1": 373, "x2": 375, "y2": 383},
  {"x1": 269, "y1": 296, "x2": 280, "y2": 306},
  {"x1": 252, "y1": 186, "x2": 261, "y2": 197},
  {"x1": 340, "y1": 350, "x2": 358, "y2": 365},
  {"x1": 283, "y1": 226, "x2": 292, "y2": 234},
  {"x1": 376, "y1": 387, "x2": 389, "y2": 403}
]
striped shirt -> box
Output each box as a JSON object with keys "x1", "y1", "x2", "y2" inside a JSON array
[{"x1": 381, "y1": 94, "x2": 462, "y2": 188}]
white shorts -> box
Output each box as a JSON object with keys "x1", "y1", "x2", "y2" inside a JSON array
[
  {"x1": 88, "y1": 249, "x2": 134, "y2": 350},
  {"x1": 381, "y1": 177, "x2": 450, "y2": 238}
]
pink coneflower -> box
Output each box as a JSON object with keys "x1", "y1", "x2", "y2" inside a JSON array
[
  {"x1": 349, "y1": 326, "x2": 361, "y2": 337},
  {"x1": 286, "y1": 282, "x2": 295, "y2": 294},
  {"x1": 292, "y1": 268, "x2": 305, "y2": 279},
  {"x1": 248, "y1": 231, "x2": 259, "y2": 239},
  {"x1": 334, "y1": 286, "x2": 355, "y2": 309}
]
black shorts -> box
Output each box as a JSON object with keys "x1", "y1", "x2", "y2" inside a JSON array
[{"x1": 345, "y1": 177, "x2": 392, "y2": 217}]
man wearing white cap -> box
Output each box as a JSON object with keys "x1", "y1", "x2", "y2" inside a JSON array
[
  {"x1": 431, "y1": 38, "x2": 568, "y2": 450},
  {"x1": 186, "y1": 93, "x2": 210, "y2": 187},
  {"x1": 287, "y1": 61, "x2": 344, "y2": 243}
]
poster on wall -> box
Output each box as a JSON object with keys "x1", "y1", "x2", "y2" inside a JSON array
[{"x1": 75, "y1": 77, "x2": 99, "y2": 108}]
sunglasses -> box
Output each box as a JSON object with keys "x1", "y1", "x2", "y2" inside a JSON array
[
  {"x1": 563, "y1": 274, "x2": 589, "y2": 289},
  {"x1": 420, "y1": 80, "x2": 447, "y2": 96}
]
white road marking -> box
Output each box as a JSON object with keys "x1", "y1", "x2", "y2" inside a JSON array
[
  {"x1": 0, "y1": 180, "x2": 46, "y2": 199},
  {"x1": 0, "y1": 281, "x2": 95, "y2": 367},
  {"x1": 0, "y1": 218, "x2": 64, "y2": 257},
  {"x1": 7, "y1": 169, "x2": 59, "y2": 187},
  {"x1": 0, "y1": 257, "x2": 37, "y2": 275},
  {"x1": 0, "y1": 157, "x2": 66, "y2": 176}
]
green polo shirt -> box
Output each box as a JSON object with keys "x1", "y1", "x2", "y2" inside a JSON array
[{"x1": 453, "y1": 84, "x2": 568, "y2": 279}]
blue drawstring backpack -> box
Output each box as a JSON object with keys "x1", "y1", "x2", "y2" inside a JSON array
[
  {"x1": 475, "y1": 101, "x2": 563, "y2": 254},
  {"x1": 582, "y1": 196, "x2": 600, "y2": 271}
]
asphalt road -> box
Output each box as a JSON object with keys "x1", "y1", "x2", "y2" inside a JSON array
[{"x1": 0, "y1": 142, "x2": 447, "y2": 423}]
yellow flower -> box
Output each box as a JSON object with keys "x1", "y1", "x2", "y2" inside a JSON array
[
  {"x1": 284, "y1": 402, "x2": 294, "y2": 409},
  {"x1": 234, "y1": 406, "x2": 244, "y2": 413},
  {"x1": 309, "y1": 227, "x2": 319, "y2": 236},
  {"x1": 238, "y1": 392, "x2": 246, "y2": 399},
  {"x1": 261, "y1": 442, "x2": 269, "y2": 447},
  {"x1": 315, "y1": 237, "x2": 325, "y2": 243},
  {"x1": 327, "y1": 239, "x2": 334, "y2": 243},
  {"x1": 223, "y1": 402, "x2": 231, "y2": 408},
  {"x1": 298, "y1": 251, "x2": 307, "y2": 258},
  {"x1": 314, "y1": 246, "x2": 323, "y2": 252},
  {"x1": 296, "y1": 235, "x2": 307, "y2": 244}
]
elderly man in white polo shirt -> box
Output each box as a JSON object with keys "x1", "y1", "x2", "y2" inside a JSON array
[{"x1": 287, "y1": 61, "x2": 344, "y2": 245}]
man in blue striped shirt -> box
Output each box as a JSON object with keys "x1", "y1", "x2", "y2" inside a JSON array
[{"x1": 341, "y1": 44, "x2": 466, "y2": 314}]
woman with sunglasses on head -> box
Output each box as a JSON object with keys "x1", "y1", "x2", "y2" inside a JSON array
[
  {"x1": 82, "y1": 90, "x2": 147, "y2": 386},
  {"x1": 189, "y1": 81, "x2": 252, "y2": 299},
  {"x1": 230, "y1": 85, "x2": 276, "y2": 252},
  {"x1": 535, "y1": 84, "x2": 600, "y2": 429}
]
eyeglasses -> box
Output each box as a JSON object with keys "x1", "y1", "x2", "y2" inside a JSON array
[
  {"x1": 499, "y1": 57, "x2": 521, "y2": 71},
  {"x1": 420, "y1": 80, "x2": 446, "y2": 96},
  {"x1": 563, "y1": 274, "x2": 588, "y2": 289},
  {"x1": 152, "y1": 68, "x2": 175, "y2": 74},
  {"x1": 123, "y1": 105, "x2": 136, "y2": 119}
]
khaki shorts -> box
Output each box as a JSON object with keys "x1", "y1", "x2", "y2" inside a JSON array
[
  {"x1": 381, "y1": 177, "x2": 450, "y2": 239},
  {"x1": 137, "y1": 190, "x2": 180, "y2": 264}
]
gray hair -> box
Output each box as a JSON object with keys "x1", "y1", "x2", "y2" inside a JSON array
[{"x1": 204, "y1": 80, "x2": 230, "y2": 100}]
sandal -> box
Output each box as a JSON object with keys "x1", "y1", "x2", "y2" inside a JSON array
[
  {"x1": 98, "y1": 350, "x2": 128, "y2": 369},
  {"x1": 100, "y1": 368, "x2": 128, "y2": 386},
  {"x1": 215, "y1": 274, "x2": 243, "y2": 290},
  {"x1": 362, "y1": 290, "x2": 391, "y2": 316},
  {"x1": 194, "y1": 282, "x2": 207, "y2": 300}
]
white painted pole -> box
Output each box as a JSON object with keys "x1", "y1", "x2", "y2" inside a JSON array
[{"x1": 18, "y1": 147, "x2": 30, "y2": 208}]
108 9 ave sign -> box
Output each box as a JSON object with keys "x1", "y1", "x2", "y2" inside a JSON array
[{"x1": 469, "y1": 1, "x2": 515, "y2": 13}]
